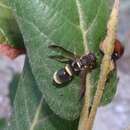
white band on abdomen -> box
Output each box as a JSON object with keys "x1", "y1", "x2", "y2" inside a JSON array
[
  {"x1": 65, "y1": 65, "x2": 73, "y2": 76},
  {"x1": 53, "y1": 71, "x2": 62, "y2": 84}
]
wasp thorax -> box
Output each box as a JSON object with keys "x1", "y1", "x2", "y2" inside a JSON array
[{"x1": 80, "y1": 53, "x2": 96, "y2": 69}]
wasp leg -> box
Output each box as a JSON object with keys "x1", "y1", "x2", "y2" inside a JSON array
[{"x1": 79, "y1": 69, "x2": 87, "y2": 100}]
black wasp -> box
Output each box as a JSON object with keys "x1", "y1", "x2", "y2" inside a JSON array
[{"x1": 48, "y1": 45, "x2": 97, "y2": 97}]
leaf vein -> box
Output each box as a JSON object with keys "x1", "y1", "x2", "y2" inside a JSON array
[
  {"x1": 29, "y1": 97, "x2": 44, "y2": 130},
  {"x1": 75, "y1": 0, "x2": 89, "y2": 53}
]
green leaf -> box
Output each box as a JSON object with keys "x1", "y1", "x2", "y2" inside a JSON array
[
  {"x1": 0, "y1": 0, "x2": 24, "y2": 48},
  {"x1": 8, "y1": 0, "x2": 117, "y2": 120},
  {"x1": 5, "y1": 58, "x2": 78, "y2": 130},
  {"x1": 9, "y1": 73, "x2": 20, "y2": 104},
  {"x1": 0, "y1": 119, "x2": 6, "y2": 129},
  {"x1": 101, "y1": 71, "x2": 118, "y2": 105}
]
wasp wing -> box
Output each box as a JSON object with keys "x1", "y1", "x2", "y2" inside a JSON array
[
  {"x1": 48, "y1": 45, "x2": 79, "y2": 60},
  {"x1": 48, "y1": 55, "x2": 72, "y2": 63}
]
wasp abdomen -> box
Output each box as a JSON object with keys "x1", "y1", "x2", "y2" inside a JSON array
[{"x1": 53, "y1": 65, "x2": 73, "y2": 85}]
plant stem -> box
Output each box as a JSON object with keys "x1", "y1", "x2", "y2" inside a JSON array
[{"x1": 86, "y1": 0, "x2": 119, "y2": 130}]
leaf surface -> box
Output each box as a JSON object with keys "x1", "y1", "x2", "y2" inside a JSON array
[
  {"x1": 9, "y1": 73, "x2": 20, "y2": 104},
  {"x1": 5, "y1": 59, "x2": 78, "y2": 130},
  {"x1": 0, "y1": 0, "x2": 24, "y2": 48},
  {"x1": 8, "y1": 0, "x2": 117, "y2": 120}
]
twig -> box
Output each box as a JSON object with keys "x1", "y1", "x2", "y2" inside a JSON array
[{"x1": 85, "y1": 0, "x2": 120, "y2": 130}]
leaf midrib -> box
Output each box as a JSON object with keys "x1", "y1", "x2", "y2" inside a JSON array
[{"x1": 75, "y1": 0, "x2": 89, "y2": 53}]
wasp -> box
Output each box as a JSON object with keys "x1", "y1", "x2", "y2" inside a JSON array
[{"x1": 48, "y1": 45, "x2": 97, "y2": 97}]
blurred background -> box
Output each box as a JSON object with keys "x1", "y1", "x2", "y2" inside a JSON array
[{"x1": 0, "y1": 0, "x2": 130, "y2": 130}]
